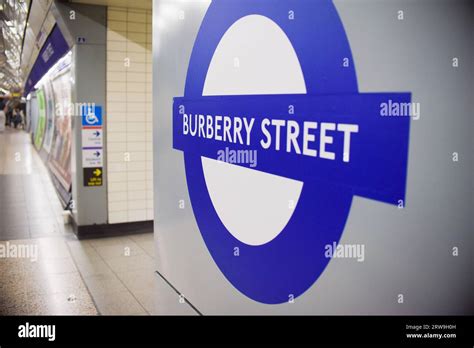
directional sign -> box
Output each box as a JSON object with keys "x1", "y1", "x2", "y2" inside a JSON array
[
  {"x1": 82, "y1": 148, "x2": 103, "y2": 168},
  {"x1": 84, "y1": 167, "x2": 103, "y2": 187},
  {"x1": 82, "y1": 128, "x2": 103, "y2": 148},
  {"x1": 81, "y1": 104, "x2": 104, "y2": 187}
]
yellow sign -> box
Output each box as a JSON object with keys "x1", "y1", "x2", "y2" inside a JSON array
[{"x1": 84, "y1": 167, "x2": 103, "y2": 187}]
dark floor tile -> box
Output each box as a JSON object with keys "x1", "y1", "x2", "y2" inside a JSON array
[
  {"x1": 0, "y1": 219, "x2": 30, "y2": 230},
  {"x1": 28, "y1": 217, "x2": 58, "y2": 226},
  {"x1": 0, "y1": 303, "x2": 30, "y2": 315},
  {"x1": 0, "y1": 218, "x2": 29, "y2": 226},
  {"x1": 0, "y1": 226, "x2": 30, "y2": 241},
  {"x1": 26, "y1": 210, "x2": 55, "y2": 219},
  {"x1": 0, "y1": 196, "x2": 26, "y2": 206},
  {"x1": 0, "y1": 180, "x2": 25, "y2": 188},
  {"x1": 28, "y1": 219, "x2": 65, "y2": 238},
  {"x1": 27, "y1": 292, "x2": 98, "y2": 315},
  {"x1": 0, "y1": 200, "x2": 27, "y2": 208},
  {"x1": 0, "y1": 211, "x2": 29, "y2": 224}
]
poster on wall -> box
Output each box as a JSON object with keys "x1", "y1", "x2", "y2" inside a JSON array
[
  {"x1": 28, "y1": 94, "x2": 39, "y2": 136},
  {"x1": 34, "y1": 88, "x2": 46, "y2": 150},
  {"x1": 48, "y1": 65, "x2": 72, "y2": 193},
  {"x1": 41, "y1": 80, "x2": 55, "y2": 153},
  {"x1": 25, "y1": 97, "x2": 31, "y2": 132}
]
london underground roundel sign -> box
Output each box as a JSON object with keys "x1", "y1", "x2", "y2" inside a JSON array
[{"x1": 173, "y1": 0, "x2": 411, "y2": 304}]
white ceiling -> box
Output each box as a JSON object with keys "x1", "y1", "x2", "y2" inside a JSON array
[
  {"x1": 14, "y1": 0, "x2": 152, "y2": 93},
  {"x1": 20, "y1": 0, "x2": 55, "y2": 85},
  {"x1": 0, "y1": 0, "x2": 30, "y2": 92}
]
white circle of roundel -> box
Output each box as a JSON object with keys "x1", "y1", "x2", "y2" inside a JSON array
[
  {"x1": 86, "y1": 113, "x2": 98, "y2": 124},
  {"x1": 201, "y1": 15, "x2": 305, "y2": 246}
]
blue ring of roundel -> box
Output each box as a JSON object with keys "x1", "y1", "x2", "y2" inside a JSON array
[{"x1": 183, "y1": 0, "x2": 357, "y2": 304}]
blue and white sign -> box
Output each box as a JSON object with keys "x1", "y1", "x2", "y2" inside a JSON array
[
  {"x1": 82, "y1": 129, "x2": 103, "y2": 148},
  {"x1": 24, "y1": 25, "x2": 70, "y2": 96},
  {"x1": 82, "y1": 148, "x2": 103, "y2": 168},
  {"x1": 81, "y1": 104, "x2": 104, "y2": 183},
  {"x1": 173, "y1": 0, "x2": 411, "y2": 304},
  {"x1": 81, "y1": 105, "x2": 103, "y2": 127}
]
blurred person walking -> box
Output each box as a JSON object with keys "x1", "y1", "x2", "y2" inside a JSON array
[
  {"x1": 0, "y1": 95, "x2": 6, "y2": 132},
  {"x1": 5, "y1": 96, "x2": 15, "y2": 127},
  {"x1": 12, "y1": 106, "x2": 24, "y2": 129}
]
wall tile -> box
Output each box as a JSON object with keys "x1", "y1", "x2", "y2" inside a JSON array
[
  {"x1": 109, "y1": 211, "x2": 128, "y2": 224},
  {"x1": 107, "y1": 30, "x2": 126, "y2": 42},
  {"x1": 108, "y1": 9, "x2": 127, "y2": 21},
  {"x1": 128, "y1": 210, "x2": 147, "y2": 222},
  {"x1": 107, "y1": 41, "x2": 127, "y2": 52},
  {"x1": 109, "y1": 201, "x2": 128, "y2": 212},
  {"x1": 108, "y1": 20, "x2": 127, "y2": 31},
  {"x1": 109, "y1": 192, "x2": 127, "y2": 202},
  {"x1": 127, "y1": 200, "x2": 147, "y2": 210},
  {"x1": 127, "y1": 161, "x2": 146, "y2": 172},
  {"x1": 127, "y1": 22, "x2": 147, "y2": 33},
  {"x1": 107, "y1": 7, "x2": 154, "y2": 223},
  {"x1": 128, "y1": 190, "x2": 147, "y2": 201},
  {"x1": 127, "y1": 11, "x2": 146, "y2": 23}
]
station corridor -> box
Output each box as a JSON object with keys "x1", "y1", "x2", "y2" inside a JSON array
[{"x1": 0, "y1": 129, "x2": 156, "y2": 315}]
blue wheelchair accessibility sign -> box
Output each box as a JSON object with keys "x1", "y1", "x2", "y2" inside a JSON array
[
  {"x1": 173, "y1": 0, "x2": 411, "y2": 304},
  {"x1": 82, "y1": 105, "x2": 103, "y2": 127}
]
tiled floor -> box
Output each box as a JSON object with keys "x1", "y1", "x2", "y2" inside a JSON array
[
  {"x1": 0, "y1": 128, "x2": 158, "y2": 315},
  {"x1": 0, "y1": 129, "x2": 67, "y2": 240},
  {"x1": 0, "y1": 238, "x2": 97, "y2": 315},
  {"x1": 68, "y1": 234, "x2": 158, "y2": 315}
]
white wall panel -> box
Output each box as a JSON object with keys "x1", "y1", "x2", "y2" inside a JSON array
[{"x1": 107, "y1": 7, "x2": 153, "y2": 224}]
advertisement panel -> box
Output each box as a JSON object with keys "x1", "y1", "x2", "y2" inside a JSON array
[
  {"x1": 26, "y1": 93, "x2": 38, "y2": 134},
  {"x1": 34, "y1": 88, "x2": 46, "y2": 150},
  {"x1": 41, "y1": 80, "x2": 55, "y2": 153},
  {"x1": 49, "y1": 65, "x2": 72, "y2": 193}
]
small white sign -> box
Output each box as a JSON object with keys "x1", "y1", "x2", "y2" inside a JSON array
[
  {"x1": 82, "y1": 149, "x2": 103, "y2": 168},
  {"x1": 82, "y1": 129, "x2": 103, "y2": 148}
]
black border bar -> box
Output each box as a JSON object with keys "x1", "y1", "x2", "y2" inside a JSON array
[{"x1": 0, "y1": 315, "x2": 472, "y2": 345}]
